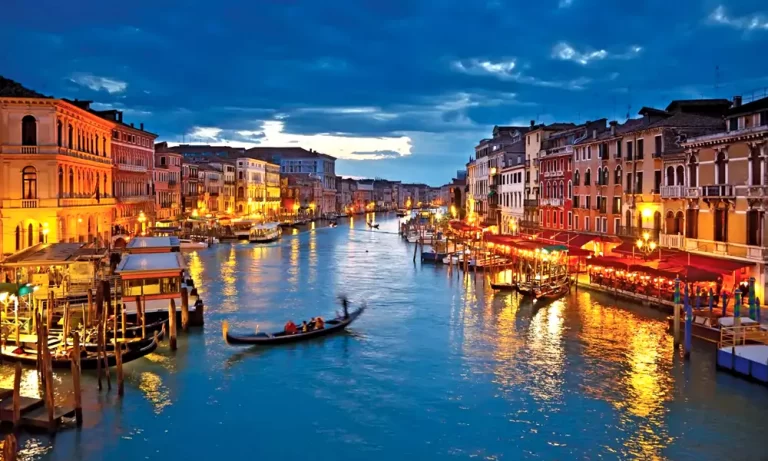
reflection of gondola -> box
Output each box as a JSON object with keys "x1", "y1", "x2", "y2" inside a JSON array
[
  {"x1": 490, "y1": 282, "x2": 518, "y2": 291},
  {"x1": 0, "y1": 337, "x2": 158, "y2": 370},
  {"x1": 223, "y1": 307, "x2": 365, "y2": 346}
]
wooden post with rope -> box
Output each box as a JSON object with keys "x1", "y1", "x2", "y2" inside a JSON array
[
  {"x1": 70, "y1": 331, "x2": 83, "y2": 425},
  {"x1": 168, "y1": 299, "x2": 177, "y2": 351}
]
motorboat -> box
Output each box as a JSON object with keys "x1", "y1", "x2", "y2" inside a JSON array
[
  {"x1": 249, "y1": 222, "x2": 282, "y2": 243},
  {"x1": 179, "y1": 238, "x2": 208, "y2": 250}
]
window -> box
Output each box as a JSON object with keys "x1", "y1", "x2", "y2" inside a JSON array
[
  {"x1": 715, "y1": 152, "x2": 727, "y2": 184},
  {"x1": 585, "y1": 195, "x2": 591, "y2": 209},
  {"x1": 584, "y1": 217, "x2": 590, "y2": 231},
  {"x1": 666, "y1": 166, "x2": 675, "y2": 186},
  {"x1": 27, "y1": 223, "x2": 33, "y2": 248},
  {"x1": 567, "y1": 180, "x2": 572, "y2": 199},
  {"x1": 637, "y1": 139, "x2": 644, "y2": 160},
  {"x1": 22, "y1": 166, "x2": 37, "y2": 199},
  {"x1": 635, "y1": 172, "x2": 643, "y2": 194},
  {"x1": 22, "y1": 115, "x2": 37, "y2": 146},
  {"x1": 574, "y1": 170, "x2": 580, "y2": 186},
  {"x1": 584, "y1": 169, "x2": 591, "y2": 186},
  {"x1": 615, "y1": 166, "x2": 622, "y2": 185},
  {"x1": 160, "y1": 156, "x2": 166, "y2": 166},
  {"x1": 68, "y1": 124, "x2": 73, "y2": 149},
  {"x1": 559, "y1": 211, "x2": 563, "y2": 226},
  {"x1": 654, "y1": 170, "x2": 661, "y2": 193},
  {"x1": 751, "y1": 147, "x2": 762, "y2": 186},
  {"x1": 626, "y1": 141, "x2": 633, "y2": 160},
  {"x1": 595, "y1": 217, "x2": 600, "y2": 232},
  {"x1": 614, "y1": 218, "x2": 620, "y2": 234},
  {"x1": 688, "y1": 156, "x2": 698, "y2": 187},
  {"x1": 654, "y1": 135, "x2": 662, "y2": 156},
  {"x1": 747, "y1": 209, "x2": 762, "y2": 246},
  {"x1": 626, "y1": 173, "x2": 632, "y2": 193},
  {"x1": 714, "y1": 208, "x2": 727, "y2": 242},
  {"x1": 616, "y1": 140, "x2": 622, "y2": 159},
  {"x1": 761, "y1": 111, "x2": 767, "y2": 127},
  {"x1": 587, "y1": 146, "x2": 592, "y2": 160},
  {"x1": 573, "y1": 195, "x2": 580, "y2": 208},
  {"x1": 57, "y1": 121, "x2": 63, "y2": 147},
  {"x1": 729, "y1": 118, "x2": 738, "y2": 131},
  {"x1": 676, "y1": 166, "x2": 684, "y2": 186},
  {"x1": 612, "y1": 196, "x2": 621, "y2": 214}
]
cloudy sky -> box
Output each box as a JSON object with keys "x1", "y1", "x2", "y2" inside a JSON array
[{"x1": 2, "y1": 1, "x2": 768, "y2": 185}]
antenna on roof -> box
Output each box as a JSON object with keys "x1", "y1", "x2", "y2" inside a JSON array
[{"x1": 714, "y1": 65, "x2": 720, "y2": 93}]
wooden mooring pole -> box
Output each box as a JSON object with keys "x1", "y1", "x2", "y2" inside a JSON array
[
  {"x1": 70, "y1": 332, "x2": 83, "y2": 426},
  {"x1": 2, "y1": 434, "x2": 18, "y2": 461},
  {"x1": 42, "y1": 325, "x2": 55, "y2": 433},
  {"x1": 12, "y1": 362, "x2": 21, "y2": 429},
  {"x1": 181, "y1": 287, "x2": 190, "y2": 332},
  {"x1": 115, "y1": 304, "x2": 124, "y2": 397},
  {"x1": 168, "y1": 299, "x2": 177, "y2": 351}
]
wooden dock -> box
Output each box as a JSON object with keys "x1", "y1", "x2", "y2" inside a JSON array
[{"x1": 0, "y1": 388, "x2": 76, "y2": 431}]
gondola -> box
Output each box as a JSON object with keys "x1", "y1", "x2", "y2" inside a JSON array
[
  {"x1": 532, "y1": 283, "x2": 569, "y2": 303},
  {"x1": 222, "y1": 306, "x2": 365, "y2": 346},
  {"x1": 329, "y1": 221, "x2": 338, "y2": 228},
  {"x1": 0, "y1": 336, "x2": 158, "y2": 370},
  {"x1": 106, "y1": 318, "x2": 168, "y2": 340},
  {"x1": 367, "y1": 222, "x2": 379, "y2": 229},
  {"x1": 490, "y1": 282, "x2": 518, "y2": 291}
]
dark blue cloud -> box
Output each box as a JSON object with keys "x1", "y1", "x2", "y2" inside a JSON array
[{"x1": 2, "y1": 0, "x2": 768, "y2": 184}]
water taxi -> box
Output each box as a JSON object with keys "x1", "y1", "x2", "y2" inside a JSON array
[
  {"x1": 179, "y1": 238, "x2": 208, "y2": 250},
  {"x1": 249, "y1": 222, "x2": 282, "y2": 243}
]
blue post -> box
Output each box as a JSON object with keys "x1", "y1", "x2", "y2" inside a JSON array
[
  {"x1": 684, "y1": 283, "x2": 692, "y2": 359},
  {"x1": 673, "y1": 278, "x2": 682, "y2": 345},
  {"x1": 748, "y1": 277, "x2": 756, "y2": 320},
  {"x1": 734, "y1": 289, "x2": 742, "y2": 319},
  {"x1": 708, "y1": 288, "x2": 714, "y2": 314}
]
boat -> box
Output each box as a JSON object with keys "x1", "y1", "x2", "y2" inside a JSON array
[
  {"x1": 223, "y1": 306, "x2": 365, "y2": 346},
  {"x1": 533, "y1": 283, "x2": 569, "y2": 302},
  {"x1": 249, "y1": 223, "x2": 282, "y2": 243},
  {"x1": 407, "y1": 232, "x2": 433, "y2": 244},
  {"x1": 491, "y1": 281, "x2": 518, "y2": 291},
  {"x1": 367, "y1": 222, "x2": 379, "y2": 230},
  {"x1": 329, "y1": 221, "x2": 338, "y2": 228},
  {"x1": 421, "y1": 248, "x2": 448, "y2": 263},
  {"x1": 667, "y1": 311, "x2": 765, "y2": 344},
  {"x1": 0, "y1": 336, "x2": 158, "y2": 370},
  {"x1": 396, "y1": 209, "x2": 407, "y2": 217},
  {"x1": 179, "y1": 238, "x2": 208, "y2": 250},
  {"x1": 106, "y1": 318, "x2": 168, "y2": 340}
]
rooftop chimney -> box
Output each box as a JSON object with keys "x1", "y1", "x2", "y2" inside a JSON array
[
  {"x1": 140, "y1": 122, "x2": 144, "y2": 131},
  {"x1": 592, "y1": 129, "x2": 597, "y2": 139},
  {"x1": 610, "y1": 122, "x2": 616, "y2": 136},
  {"x1": 118, "y1": 112, "x2": 123, "y2": 123},
  {"x1": 530, "y1": 120, "x2": 535, "y2": 127},
  {"x1": 733, "y1": 95, "x2": 742, "y2": 107},
  {"x1": 130, "y1": 122, "x2": 134, "y2": 128}
]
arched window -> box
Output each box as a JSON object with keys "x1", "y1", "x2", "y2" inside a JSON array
[
  {"x1": 602, "y1": 167, "x2": 609, "y2": 186},
  {"x1": 22, "y1": 115, "x2": 37, "y2": 146},
  {"x1": 674, "y1": 165, "x2": 684, "y2": 186},
  {"x1": 58, "y1": 167, "x2": 64, "y2": 197},
  {"x1": 716, "y1": 151, "x2": 727, "y2": 184},
  {"x1": 615, "y1": 165, "x2": 622, "y2": 185},
  {"x1": 95, "y1": 135, "x2": 99, "y2": 155},
  {"x1": 625, "y1": 209, "x2": 632, "y2": 228},
  {"x1": 68, "y1": 124, "x2": 73, "y2": 149},
  {"x1": 675, "y1": 211, "x2": 684, "y2": 235},
  {"x1": 666, "y1": 166, "x2": 675, "y2": 186},
  {"x1": 38, "y1": 224, "x2": 44, "y2": 244},
  {"x1": 665, "y1": 211, "x2": 675, "y2": 234},
  {"x1": 96, "y1": 173, "x2": 100, "y2": 196},
  {"x1": 69, "y1": 168, "x2": 74, "y2": 195},
  {"x1": 57, "y1": 120, "x2": 63, "y2": 147},
  {"x1": 22, "y1": 166, "x2": 37, "y2": 199},
  {"x1": 559, "y1": 181, "x2": 564, "y2": 198},
  {"x1": 585, "y1": 169, "x2": 591, "y2": 186},
  {"x1": 103, "y1": 138, "x2": 107, "y2": 156},
  {"x1": 104, "y1": 175, "x2": 108, "y2": 196},
  {"x1": 27, "y1": 223, "x2": 33, "y2": 248},
  {"x1": 688, "y1": 156, "x2": 698, "y2": 187},
  {"x1": 654, "y1": 211, "x2": 661, "y2": 233},
  {"x1": 15, "y1": 226, "x2": 21, "y2": 251},
  {"x1": 574, "y1": 170, "x2": 580, "y2": 186},
  {"x1": 567, "y1": 180, "x2": 572, "y2": 199}
]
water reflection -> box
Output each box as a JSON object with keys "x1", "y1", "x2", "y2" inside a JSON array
[{"x1": 136, "y1": 371, "x2": 171, "y2": 415}]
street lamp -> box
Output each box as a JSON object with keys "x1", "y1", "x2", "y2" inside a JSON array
[
  {"x1": 636, "y1": 231, "x2": 657, "y2": 258},
  {"x1": 42, "y1": 222, "x2": 50, "y2": 243}
]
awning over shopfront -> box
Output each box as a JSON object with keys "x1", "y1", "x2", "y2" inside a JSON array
[{"x1": 672, "y1": 253, "x2": 754, "y2": 275}]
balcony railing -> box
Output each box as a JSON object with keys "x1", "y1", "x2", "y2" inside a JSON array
[
  {"x1": 1, "y1": 145, "x2": 112, "y2": 165},
  {"x1": 2, "y1": 196, "x2": 115, "y2": 208},
  {"x1": 747, "y1": 185, "x2": 768, "y2": 198},
  {"x1": 540, "y1": 198, "x2": 563, "y2": 207},
  {"x1": 701, "y1": 184, "x2": 734, "y2": 198},
  {"x1": 617, "y1": 226, "x2": 660, "y2": 240},
  {"x1": 22, "y1": 199, "x2": 38, "y2": 208},
  {"x1": 118, "y1": 195, "x2": 153, "y2": 204},
  {"x1": 117, "y1": 163, "x2": 148, "y2": 173},
  {"x1": 686, "y1": 187, "x2": 700, "y2": 198},
  {"x1": 524, "y1": 199, "x2": 539, "y2": 208},
  {"x1": 59, "y1": 196, "x2": 116, "y2": 207},
  {"x1": 660, "y1": 233, "x2": 684, "y2": 250},
  {"x1": 661, "y1": 185, "x2": 686, "y2": 199},
  {"x1": 543, "y1": 170, "x2": 564, "y2": 178},
  {"x1": 685, "y1": 238, "x2": 768, "y2": 262},
  {"x1": 546, "y1": 145, "x2": 574, "y2": 156}
]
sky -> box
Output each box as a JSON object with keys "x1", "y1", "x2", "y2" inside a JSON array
[{"x1": 2, "y1": 1, "x2": 768, "y2": 185}]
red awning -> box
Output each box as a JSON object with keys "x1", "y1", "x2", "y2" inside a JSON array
[
  {"x1": 586, "y1": 256, "x2": 631, "y2": 271},
  {"x1": 567, "y1": 248, "x2": 593, "y2": 257},
  {"x1": 561, "y1": 234, "x2": 597, "y2": 249},
  {"x1": 673, "y1": 253, "x2": 754, "y2": 274},
  {"x1": 611, "y1": 240, "x2": 682, "y2": 260}
]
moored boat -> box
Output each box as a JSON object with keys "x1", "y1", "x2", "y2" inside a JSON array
[
  {"x1": 0, "y1": 336, "x2": 158, "y2": 370},
  {"x1": 179, "y1": 238, "x2": 208, "y2": 250},
  {"x1": 249, "y1": 222, "x2": 282, "y2": 243},
  {"x1": 223, "y1": 306, "x2": 365, "y2": 346},
  {"x1": 491, "y1": 282, "x2": 518, "y2": 291},
  {"x1": 667, "y1": 312, "x2": 765, "y2": 344}
]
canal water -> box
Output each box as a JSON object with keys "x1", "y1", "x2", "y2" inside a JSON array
[{"x1": 2, "y1": 214, "x2": 767, "y2": 460}]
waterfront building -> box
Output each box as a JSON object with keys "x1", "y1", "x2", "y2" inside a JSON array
[
  {"x1": 153, "y1": 147, "x2": 182, "y2": 223},
  {"x1": 235, "y1": 157, "x2": 266, "y2": 215},
  {"x1": 97, "y1": 111, "x2": 156, "y2": 236},
  {"x1": 572, "y1": 119, "x2": 642, "y2": 236},
  {"x1": 539, "y1": 120, "x2": 605, "y2": 232},
  {"x1": 354, "y1": 181, "x2": 374, "y2": 212},
  {"x1": 209, "y1": 159, "x2": 236, "y2": 214},
  {"x1": 500, "y1": 161, "x2": 525, "y2": 234},
  {"x1": 181, "y1": 161, "x2": 200, "y2": 215},
  {"x1": 283, "y1": 173, "x2": 322, "y2": 216},
  {"x1": 245, "y1": 147, "x2": 336, "y2": 216},
  {"x1": 336, "y1": 178, "x2": 357, "y2": 213},
  {"x1": 196, "y1": 163, "x2": 223, "y2": 214},
  {"x1": 619, "y1": 100, "x2": 730, "y2": 242},
  {"x1": 265, "y1": 162, "x2": 281, "y2": 219},
  {"x1": 0, "y1": 81, "x2": 116, "y2": 255},
  {"x1": 666, "y1": 95, "x2": 768, "y2": 296},
  {"x1": 521, "y1": 122, "x2": 578, "y2": 231}
]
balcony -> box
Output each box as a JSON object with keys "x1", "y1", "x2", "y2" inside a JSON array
[
  {"x1": 546, "y1": 145, "x2": 574, "y2": 156},
  {"x1": 524, "y1": 199, "x2": 539, "y2": 208},
  {"x1": 1, "y1": 145, "x2": 112, "y2": 165},
  {"x1": 168, "y1": 180, "x2": 178, "y2": 186},
  {"x1": 117, "y1": 163, "x2": 148, "y2": 173},
  {"x1": 617, "y1": 226, "x2": 659, "y2": 240},
  {"x1": 598, "y1": 203, "x2": 607, "y2": 214},
  {"x1": 2, "y1": 196, "x2": 116, "y2": 208},
  {"x1": 685, "y1": 238, "x2": 768, "y2": 262},
  {"x1": 747, "y1": 185, "x2": 768, "y2": 198},
  {"x1": 119, "y1": 195, "x2": 153, "y2": 204},
  {"x1": 543, "y1": 170, "x2": 564, "y2": 178},
  {"x1": 540, "y1": 198, "x2": 563, "y2": 207},
  {"x1": 660, "y1": 233, "x2": 684, "y2": 250},
  {"x1": 59, "y1": 196, "x2": 116, "y2": 207},
  {"x1": 661, "y1": 185, "x2": 686, "y2": 199},
  {"x1": 701, "y1": 185, "x2": 734, "y2": 198}
]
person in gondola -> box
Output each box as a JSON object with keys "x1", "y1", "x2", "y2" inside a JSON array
[
  {"x1": 315, "y1": 316, "x2": 325, "y2": 329},
  {"x1": 341, "y1": 298, "x2": 349, "y2": 319},
  {"x1": 284, "y1": 321, "x2": 297, "y2": 334},
  {"x1": 309, "y1": 317, "x2": 316, "y2": 330},
  {"x1": 301, "y1": 320, "x2": 309, "y2": 332}
]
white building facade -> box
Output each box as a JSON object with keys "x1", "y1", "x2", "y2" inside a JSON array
[{"x1": 500, "y1": 163, "x2": 526, "y2": 235}]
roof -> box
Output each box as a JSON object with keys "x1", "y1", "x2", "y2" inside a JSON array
[
  {"x1": 245, "y1": 146, "x2": 336, "y2": 161},
  {"x1": 126, "y1": 236, "x2": 180, "y2": 250},
  {"x1": 665, "y1": 99, "x2": 731, "y2": 115},
  {"x1": 0, "y1": 76, "x2": 50, "y2": 98},
  {"x1": 0, "y1": 243, "x2": 102, "y2": 266},
  {"x1": 116, "y1": 252, "x2": 186, "y2": 273},
  {"x1": 727, "y1": 96, "x2": 768, "y2": 117}
]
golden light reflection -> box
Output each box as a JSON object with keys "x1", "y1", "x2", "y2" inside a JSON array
[
  {"x1": 525, "y1": 300, "x2": 566, "y2": 402},
  {"x1": 187, "y1": 252, "x2": 203, "y2": 288},
  {"x1": 221, "y1": 245, "x2": 237, "y2": 297},
  {"x1": 138, "y1": 371, "x2": 172, "y2": 415}
]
